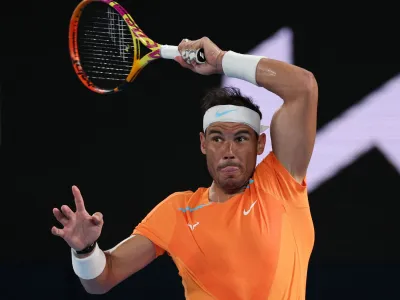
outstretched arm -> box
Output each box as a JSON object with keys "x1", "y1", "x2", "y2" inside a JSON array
[
  {"x1": 74, "y1": 234, "x2": 156, "y2": 294},
  {"x1": 51, "y1": 186, "x2": 157, "y2": 295}
]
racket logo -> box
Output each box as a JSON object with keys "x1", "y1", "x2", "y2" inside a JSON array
[
  {"x1": 109, "y1": 1, "x2": 159, "y2": 50},
  {"x1": 123, "y1": 17, "x2": 159, "y2": 49},
  {"x1": 110, "y1": 2, "x2": 158, "y2": 48}
]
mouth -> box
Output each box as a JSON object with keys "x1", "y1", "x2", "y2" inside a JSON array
[{"x1": 220, "y1": 166, "x2": 240, "y2": 174}]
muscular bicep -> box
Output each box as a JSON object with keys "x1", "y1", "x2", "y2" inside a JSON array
[
  {"x1": 270, "y1": 75, "x2": 318, "y2": 183},
  {"x1": 105, "y1": 234, "x2": 157, "y2": 288}
]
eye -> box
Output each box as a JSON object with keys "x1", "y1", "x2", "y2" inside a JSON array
[
  {"x1": 236, "y1": 136, "x2": 248, "y2": 142},
  {"x1": 211, "y1": 136, "x2": 223, "y2": 142}
]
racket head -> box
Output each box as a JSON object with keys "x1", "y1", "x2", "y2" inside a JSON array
[{"x1": 69, "y1": 0, "x2": 161, "y2": 94}]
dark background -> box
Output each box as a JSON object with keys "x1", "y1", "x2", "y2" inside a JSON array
[{"x1": 0, "y1": 1, "x2": 399, "y2": 299}]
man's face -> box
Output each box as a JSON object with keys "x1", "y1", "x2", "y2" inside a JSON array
[{"x1": 200, "y1": 122, "x2": 266, "y2": 194}]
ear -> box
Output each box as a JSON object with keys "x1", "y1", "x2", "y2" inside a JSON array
[
  {"x1": 257, "y1": 133, "x2": 266, "y2": 155},
  {"x1": 199, "y1": 131, "x2": 206, "y2": 155}
]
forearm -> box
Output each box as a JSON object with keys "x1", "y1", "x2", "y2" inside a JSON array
[
  {"x1": 220, "y1": 51, "x2": 315, "y2": 103},
  {"x1": 72, "y1": 245, "x2": 113, "y2": 294},
  {"x1": 255, "y1": 58, "x2": 315, "y2": 102},
  {"x1": 71, "y1": 235, "x2": 156, "y2": 294}
]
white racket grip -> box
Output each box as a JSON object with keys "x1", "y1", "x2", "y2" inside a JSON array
[{"x1": 160, "y1": 45, "x2": 180, "y2": 59}]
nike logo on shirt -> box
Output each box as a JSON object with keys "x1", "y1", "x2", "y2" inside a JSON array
[{"x1": 243, "y1": 200, "x2": 257, "y2": 215}]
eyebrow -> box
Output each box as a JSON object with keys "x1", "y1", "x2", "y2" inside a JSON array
[
  {"x1": 234, "y1": 130, "x2": 252, "y2": 136},
  {"x1": 207, "y1": 129, "x2": 252, "y2": 136},
  {"x1": 207, "y1": 129, "x2": 223, "y2": 135}
]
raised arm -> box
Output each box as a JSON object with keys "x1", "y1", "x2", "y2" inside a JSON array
[
  {"x1": 175, "y1": 37, "x2": 318, "y2": 184},
  {"x1": 255, "y1": 58, "x2": 318, "y2": 183}
]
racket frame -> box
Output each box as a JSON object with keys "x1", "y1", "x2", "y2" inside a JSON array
[{"x1": 69, "y1": 0, "x2": 163, "y2": 94}]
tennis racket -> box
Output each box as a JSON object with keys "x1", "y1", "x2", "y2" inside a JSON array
[{"x1": 69, "y1": 0, "x2": 206, "y2": 94}]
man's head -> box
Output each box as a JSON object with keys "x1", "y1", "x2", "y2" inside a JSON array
[{"x1": 199, "y1": 87, "x2": 267, "y2": 194}]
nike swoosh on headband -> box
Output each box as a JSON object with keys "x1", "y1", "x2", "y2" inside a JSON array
[{"x1": 215, "y1": 109, "x2": 237, "y2": 117}]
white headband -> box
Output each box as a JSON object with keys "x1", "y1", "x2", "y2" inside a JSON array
[{"x1": 203, "y1": 105, "x2": 269, "y2": 134}]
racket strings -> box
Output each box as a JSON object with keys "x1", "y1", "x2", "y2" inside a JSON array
[{"x1": 77, "y1": 4, "x2": 135, "y2": 87}]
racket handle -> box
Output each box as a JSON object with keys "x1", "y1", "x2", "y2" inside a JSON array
[{"x1": 160, "y1": 45, "x2": 206, "y2": 64}]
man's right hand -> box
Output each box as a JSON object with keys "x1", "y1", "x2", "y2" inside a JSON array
[{"x1": 51, "y1": 185, "x2": 103, "y2": 252}]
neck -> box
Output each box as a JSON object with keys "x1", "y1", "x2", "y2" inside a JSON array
[{"x1": 208, "y1": 181, "x2": 247, "y2": 203}]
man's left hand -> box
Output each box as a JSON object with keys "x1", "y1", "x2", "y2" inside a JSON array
[{"x1": 175, "y1": 37, "x2": 226, "y2": 75}]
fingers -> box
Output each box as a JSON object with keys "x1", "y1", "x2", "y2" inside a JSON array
[
  {"x1": 177, "y1": 38, "x2": 191, "y2": 54},
  {"x1": 72, "y1": 185, "x2": 86, "y2": 212},
  {"x1": 174, "y1": 56, "x2": 195, "y2": 70},
  {"x1": 53, "y1": 207, "x2": 70, "y2": 226},
  {"x1": 91, "y1": 212, "x2": 104, "y2": 226},
  {"x1": 61, "y1": 205, "x2": 74, "y2": 219},
  {"x1": 178, "y1": 38, "x2": 205, "y2": 65},
  {"x1": 51, "y1": 226, "x2": 65, "y2": 238},
  {"x1": 178, "y1": 37, "x2": 207, "y2": 52}
]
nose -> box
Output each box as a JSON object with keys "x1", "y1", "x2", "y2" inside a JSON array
[
  {"x1": 223, "y1": 141, "x2": 236, "y2": 160},
  {"x1": 223, "y1": 154, "x2": 235, "y2": 160}
]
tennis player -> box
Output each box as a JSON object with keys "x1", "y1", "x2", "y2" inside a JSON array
[{"x1": 52, "y1": 37, "x2": 318, "y2": 299}]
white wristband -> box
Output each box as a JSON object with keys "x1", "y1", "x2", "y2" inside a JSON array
[
  {"x1": 222, "y1": 51, "x2": 264, "y2": 86},
  {"x1": 71, "y1": 243, "x2": 106, "y2": 280}
]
